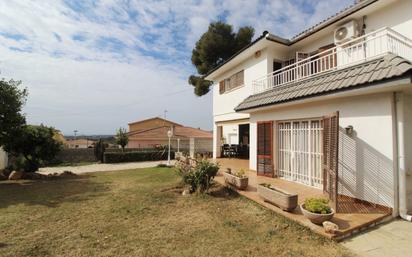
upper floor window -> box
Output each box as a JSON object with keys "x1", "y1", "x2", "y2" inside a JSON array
[{"x1": 219, "y1": 70, "x2": 244, "y2": 94}]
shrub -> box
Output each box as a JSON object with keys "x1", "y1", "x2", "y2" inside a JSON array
[
  {"x1": 94, "y1": 139, "x2": 107, "y2": 162},
  {"x1": 6, "y1": 125, "x2": 62, "y2": 172},
  {"x1": 176, "y1": 159, "x2": 219, "y2": 193},
  {"x1": 304, "y1": 198, "x2": 332, "y2": 214},
  {"x1": 103, "y1": 150, "x2": 175, "y2": 163}
]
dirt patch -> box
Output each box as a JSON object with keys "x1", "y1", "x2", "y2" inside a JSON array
[{"x1": 24, "y1": 170, "x2": 80, "y2": 180}]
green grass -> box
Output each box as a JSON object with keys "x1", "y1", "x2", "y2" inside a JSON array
[{"x1": 0, "y1": 168, "x2": 354, "y2": 257}]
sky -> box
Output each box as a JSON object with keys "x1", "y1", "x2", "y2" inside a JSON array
[{"x1": 0, "y1": 0, "x2": 353, "y2": 135}]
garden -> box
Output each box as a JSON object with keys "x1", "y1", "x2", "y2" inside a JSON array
[{"x1": 0, "y1": 166, "x2": 353, "y2": 257}]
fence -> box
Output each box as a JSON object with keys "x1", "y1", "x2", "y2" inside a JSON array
[{"x1": 54, "y1": 148, "x2": 97, "y2": 163}]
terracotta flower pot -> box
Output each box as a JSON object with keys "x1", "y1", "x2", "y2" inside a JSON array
[
  {"x1": 300, "y1": 204, "x2": 335, "y2": 225},
  {"x1": 257, "y1": 184, "x2": 298, "y2": 211},
  {"x1": 223, "y1": 172, "x2": 248, "y2": 190}
]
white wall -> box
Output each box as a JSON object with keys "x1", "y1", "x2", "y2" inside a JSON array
[
  {"x1": 212, "y1": 49, "x2": 271, "y2": 158},
  {"x1": 222, "y1": 124, "x2": 238, "y2": 145},
  {"x1": 249, "y1": 92, "x2": 395, "y2": 208},
  {"x1": 0, "y1": 147, "x2": 8, "y2": 170},
  {"x1": 212, "y1": 48, "x2": 270, "y2": 122}
]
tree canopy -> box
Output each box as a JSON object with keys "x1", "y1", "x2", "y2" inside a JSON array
[
  {"x1": 0, "y1": 79, "x2": 27, "y2": 147},
  {"x1": 189, "y1": 22, "x2": 254, "y2": 96},
  {"x1": 9, "y1": 125, "x2": 62, "y2": 172},
  {"x1": 116, "y1": 127, "x2": 129, "y2": 151}
]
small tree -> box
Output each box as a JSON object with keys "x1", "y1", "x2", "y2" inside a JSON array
[
  {"x1": 7, "y1": 125, "x2": 62, "y2": 172},
  {"x1": 116, "y1": 127, "x2": 129, "y2": 151}
]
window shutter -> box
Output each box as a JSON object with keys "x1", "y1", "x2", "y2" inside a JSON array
[
  {"x1": 323, "y1": 111, "x2": 339, "y2": 212},
  {"x1": 219, "y1": 81, "x2": 225, "y2": 94},
  {"x1": 257, "y1": 121, "x2": 273, "y2": 177}
]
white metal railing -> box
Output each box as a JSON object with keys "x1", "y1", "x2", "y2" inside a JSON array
[{"x1": 253, "y1": 27, "x2": 412, "y2": 94}]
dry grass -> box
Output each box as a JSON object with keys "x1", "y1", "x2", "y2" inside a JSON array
[{"x1": 0, "y1": 168, "x2": 354, "y2": 257}]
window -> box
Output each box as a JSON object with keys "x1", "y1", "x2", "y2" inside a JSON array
[{"x1": 219, "y1": 70, "x2": 244, "y2": 94}]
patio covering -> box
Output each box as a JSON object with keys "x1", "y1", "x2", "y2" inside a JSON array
[{"x1": 235, "y1": 54, "x2": 412, "y2": 111}]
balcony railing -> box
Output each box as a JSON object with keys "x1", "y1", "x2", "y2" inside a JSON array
[{"x1": 252, "y1": 27, "x2": 412, "y2": 94}]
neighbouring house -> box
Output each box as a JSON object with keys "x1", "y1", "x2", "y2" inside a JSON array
[
  {"x1": 127, "y1": 117, "x2": 212, "y2": 154},
  {"x1": 66, "y1": 139, "x2": 95, "y2": 149},
  {"x1": 208, "y1": 0, "x2": 412, "y2": 220}
]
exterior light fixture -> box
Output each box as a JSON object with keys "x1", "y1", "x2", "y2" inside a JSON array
[{"x1": 345, "y1": 125, "x2": 354, "y2": 136}]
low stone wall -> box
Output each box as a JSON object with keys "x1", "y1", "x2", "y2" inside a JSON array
[{"x1": 55, "y1": 148, "x2": 97, "y2": 163}]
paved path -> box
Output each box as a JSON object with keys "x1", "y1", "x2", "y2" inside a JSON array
[
  {"x1": 342, "y1": 219, "x2": 412, "y2": 257},
  {"x1": 39, "y1": 160, "x2": 175, "y2": 175}
]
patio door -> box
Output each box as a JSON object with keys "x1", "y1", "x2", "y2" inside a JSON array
[
  {"x1": 276, "y1": 119, "x2": 323, "y2": 188},
  {"x1": 322, "y1": 112, "x2": 339, "y2": 211},
  {"x1": 257, "y1": 121, "x2": 273, "y2": 177}
]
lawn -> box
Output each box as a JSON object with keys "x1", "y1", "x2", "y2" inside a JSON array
[{"x1": 0, "y1": 168, "x2": 353, "y2": 257}]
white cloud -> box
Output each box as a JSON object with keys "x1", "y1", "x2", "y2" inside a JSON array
[{"x1": 0, "y1": 0, "x2": 352, "y2": 135}]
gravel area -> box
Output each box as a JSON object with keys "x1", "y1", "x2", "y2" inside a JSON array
[{"x1": 39, "y1": 160, "x2": 175, "y2": 175}]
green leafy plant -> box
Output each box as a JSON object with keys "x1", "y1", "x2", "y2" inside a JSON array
[
  {"x1": 260, "y1": 183, "x2": 272, "y2": 188},
  {"x1": 7, "y1": 125, "x2": 62, "y2": 172},
  {"x1": 234, "y1": 169, "x2": 247, "y2": 178},
  {"x1": 226, "y1": 168, "x2": 247, "y2": 178},
  {"x1": 304, "y1": 198, "x2": 332, "y2": 214},
  {"x1": 116, "y1": 127, "x2": 129, "y2": 151},
  {"x1": 176, "y1": 159, "x2": 219, "y2": 193}
]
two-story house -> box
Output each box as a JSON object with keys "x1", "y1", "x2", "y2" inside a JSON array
[{"x1": 207, "y1": 0, "x2": 412, "y2": 220}]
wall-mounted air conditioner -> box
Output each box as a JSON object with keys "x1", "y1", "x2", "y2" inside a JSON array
[{"x1": 334, "y1": 20, "x2": 360, "y2": 45}]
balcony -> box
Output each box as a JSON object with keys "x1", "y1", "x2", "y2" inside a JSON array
[{"x1": 253, "y1": 28, "x2": 412, "y2": 95}]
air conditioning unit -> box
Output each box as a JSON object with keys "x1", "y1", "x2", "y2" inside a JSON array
[{"x1": 334, "y1": 20, "x2": 360, "y2": 44}]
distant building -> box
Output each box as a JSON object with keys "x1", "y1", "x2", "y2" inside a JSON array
[
  {"x1": 127, "y1": 117, "x2": 212, "y2": 153},
  {"x1": 66, "y1": 139, "x2": 95, "y2": 149}
]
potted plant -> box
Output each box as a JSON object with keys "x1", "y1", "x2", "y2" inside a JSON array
[
  {"x1": 257, "y1": 183, "x2": 298, "y2": 211},
  {"x1": 300, "y1": 198, "x2": 335, "y2": 225},
  {"x1": 223, "y1": 168, "x2": 248, "y2": 190}
]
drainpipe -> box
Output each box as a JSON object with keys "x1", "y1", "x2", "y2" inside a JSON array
[{"x1": 394, "y1": 92, "x2": 412, "y2": 221}]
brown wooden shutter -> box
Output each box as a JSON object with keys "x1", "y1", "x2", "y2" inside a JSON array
[
  {"x1": 219, "y1": 81, "x2": 225, "y2": 94},
  {"x1": 257, "y1": 121, "x2": 273, "y2": 177},
  {"x1": 323, "y1": 111, "x2": 339, "y2": 212}
]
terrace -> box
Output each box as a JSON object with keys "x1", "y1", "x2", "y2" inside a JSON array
[
  {"x1": 215, "y1": 158, "x2": 392, "y2": 241},
  {"x1": 252, "y1": 27, "x2": 412, "y2": 95}
]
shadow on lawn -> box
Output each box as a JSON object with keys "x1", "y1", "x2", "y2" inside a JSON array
[{"x1": 0, "y1": 175, "x2": 110, "y2": 209}]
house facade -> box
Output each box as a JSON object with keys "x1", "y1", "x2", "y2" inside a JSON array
[
  {"x1": 208, "y1": 0, "x2": 412, "y2": 219},
  {"x1": 127, "y1": 117, "x2": 213, "y2": 154}
]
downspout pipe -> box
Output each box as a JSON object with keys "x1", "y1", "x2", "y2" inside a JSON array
[{"x1": 394, "y1": 92, "x2": 412, "y2": 221}]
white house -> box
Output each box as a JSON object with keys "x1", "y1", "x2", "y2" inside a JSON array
[{"x1": 207, "y1": 0, "x2": 412, "y2": 220}]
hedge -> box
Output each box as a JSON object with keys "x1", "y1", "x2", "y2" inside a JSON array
[{"x1": 103, "y1": 150, "x2": 175, "y2": 163}]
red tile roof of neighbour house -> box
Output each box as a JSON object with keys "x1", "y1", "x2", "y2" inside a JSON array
[{"x1": 128, "y1": 125, "x2": 212, "y2": 139}]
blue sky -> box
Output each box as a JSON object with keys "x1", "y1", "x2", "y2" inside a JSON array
[{"x1": 0, "y1": 0, "x2": 353, "y2": 135}]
